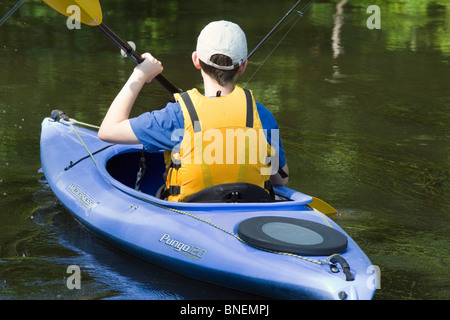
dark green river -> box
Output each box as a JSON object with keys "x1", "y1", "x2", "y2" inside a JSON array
[{"x1": 0, "y1": 0, "x2": 449, "y2": 300}]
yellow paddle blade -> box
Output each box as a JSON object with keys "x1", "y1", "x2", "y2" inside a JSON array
[
  {"x1": 43, "y1": 0, "x2": 103, "y2": 26},
  {"x1": 310, "y1": 197, "x2": 338, "y2": 215}
]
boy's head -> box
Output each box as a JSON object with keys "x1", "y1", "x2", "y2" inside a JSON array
[{"x1": 195, "y1": 21, "x2": 248, "y2": 86}]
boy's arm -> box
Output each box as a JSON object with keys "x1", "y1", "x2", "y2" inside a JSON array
[{"x1": 98, "y1": 53, "x2": 163, "y2": 143}]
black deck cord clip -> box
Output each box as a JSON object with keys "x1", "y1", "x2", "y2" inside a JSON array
[
  {"x1": 330, "y1": 255, "x2": 355, "y2": 281},
  {"x1": 50, "y1": 109, "x2": 70, "y2": 122}
]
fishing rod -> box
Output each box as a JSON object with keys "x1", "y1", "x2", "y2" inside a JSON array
[
  {"x1": 0, "y1": 0, "x2": 26, "y2": 27},
  {"x1": 244, "y1": 0, "x2": 315, "y2": 85},
  {"x1": 247, "y1": 0, "x2": 313, "y2": 60}
]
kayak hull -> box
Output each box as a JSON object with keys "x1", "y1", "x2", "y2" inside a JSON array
[{"x1": 40, "y1": 117, "x2": 377, "y2": 300}]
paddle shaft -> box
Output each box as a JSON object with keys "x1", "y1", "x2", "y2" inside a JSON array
[{"x1": 97, "y1": 23, "x2": 181, "y2": 95}]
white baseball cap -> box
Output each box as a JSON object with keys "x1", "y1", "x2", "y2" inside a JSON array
[{"x1": 196, "y1": 20, "x2": 247, "y2": 71}]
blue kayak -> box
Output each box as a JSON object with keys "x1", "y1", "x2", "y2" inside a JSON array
[{"x1": 39, "y1": 112, "x2": 377, "y2": 300}]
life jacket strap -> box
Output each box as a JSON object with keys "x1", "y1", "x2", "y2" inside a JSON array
[
  {"x1": 244, "y1": 89, "x2": 253, "y2": 128},
  {"x1": 159, "y1": 185, "x2": 181, "y2": 199},
  {"x1": 180, "y1": 92, "x2": 201, "y2": 132},
  {"x1": 178, "y1": 88, "x2": 254, "y2": 131},
  {"x1": 278, "y1": 166, "x2": 289, "y2": 179},
  {"x1": 264, "y1": 180, "x2": 275, "y2": 200}
]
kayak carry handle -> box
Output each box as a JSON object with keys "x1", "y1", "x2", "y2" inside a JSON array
[{"x1": 330, "y1": 255, "x2": 354, "y2": 281}]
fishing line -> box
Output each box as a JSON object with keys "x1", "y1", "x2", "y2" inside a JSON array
[
  {"x1": 301, "y1": 0, "x2": 316, "y2": 13},
  {"x1": 0, "y1": 0, "x2": 26, "y2": 28}
]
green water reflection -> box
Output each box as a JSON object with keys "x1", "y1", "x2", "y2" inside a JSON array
[{"x1": 0, "y1": 0, "x2": 449, "y2": 299}]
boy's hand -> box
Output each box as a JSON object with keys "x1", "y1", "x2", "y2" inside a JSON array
[{"x1": 133, "y1": 52, "x2": 164, "y2": 83}]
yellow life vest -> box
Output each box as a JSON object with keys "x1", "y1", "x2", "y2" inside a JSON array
[{"x1": 162, "y1": 86, "x2": 273, "y2": 202}]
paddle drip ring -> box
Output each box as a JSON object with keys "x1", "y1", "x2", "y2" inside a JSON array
[{"x1": 120, "y1": 41, "x2": 136, "y2": 58}]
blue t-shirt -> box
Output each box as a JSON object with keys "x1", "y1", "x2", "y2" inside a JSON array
[{"x1": 130, "y1": 101, "x2": 286, "y2": 168}]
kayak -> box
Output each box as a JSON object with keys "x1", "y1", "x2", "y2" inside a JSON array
[{"x1": 39, "y1": 111, "x2": 377, "y2": 300}]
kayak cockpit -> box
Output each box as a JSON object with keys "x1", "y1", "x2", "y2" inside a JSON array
[
  {"x1": 98, "y1": 146, "x2": 313, "y2": 210},
  {"x1": 105, "y1": 149, "x2": 287, "y2": 203}
]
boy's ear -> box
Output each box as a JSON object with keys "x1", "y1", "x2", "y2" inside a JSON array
[
  {"x1": 237, "y1": 60, "x2": 248, "y2": 75},
  {"x1": 192, "y1": 51, "x2": 202, "y2": 70}
]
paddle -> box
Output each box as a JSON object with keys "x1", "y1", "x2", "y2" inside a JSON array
[
  {"x1": 42, "y1": 0, "x2": 181, "y2": 95},
  {"x1": 311, "y1": 197, "x2": 338, "y2": 215}
]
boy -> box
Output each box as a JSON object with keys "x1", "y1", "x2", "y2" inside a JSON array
[{"x1": 98, "y1": 20, "x2": 288, "y2": 201}]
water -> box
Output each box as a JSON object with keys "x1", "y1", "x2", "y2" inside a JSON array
[{"x1": 1, "y1": 0, "x2": 449, "y2": 300}]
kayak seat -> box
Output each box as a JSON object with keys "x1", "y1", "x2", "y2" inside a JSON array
[{"x1": 184, "y1": 183, "x2": 273, "y2": 203}]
